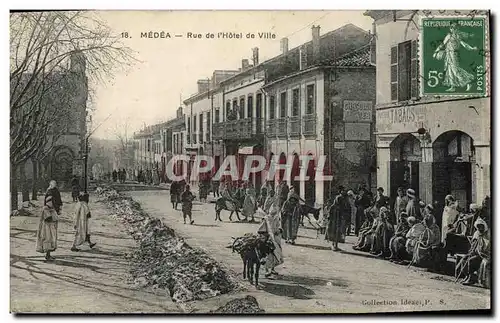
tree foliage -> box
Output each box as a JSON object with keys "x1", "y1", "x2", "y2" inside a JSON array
[{"x1": 10, "y1": 11, "x2": 137, "y2": 166}]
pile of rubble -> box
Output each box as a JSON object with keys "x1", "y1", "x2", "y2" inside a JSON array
[
  {"x1": 211, "y1": 295, "x2": 265, "y2": 314},
  {"x1": 100, "y1": 188, "x2": 240, "y2": 303}
]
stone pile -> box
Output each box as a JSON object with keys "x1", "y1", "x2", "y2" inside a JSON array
[{"x1": 101, "y1": 188, "x2": 240, "y2": 303}]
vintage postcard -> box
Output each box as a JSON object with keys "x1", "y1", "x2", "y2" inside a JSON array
[{"x1": 9, "y1": 10, "x2": 491, "y2": 314}]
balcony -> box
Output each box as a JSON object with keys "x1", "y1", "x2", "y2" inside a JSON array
[
  {"x1": 213, "y1": 118, "x2": 263, "y2": 141},
  {"x1": 303, "y1": 114, "x2": 316, "y2": 136},
  {"x1": 265, "y1": 115, "x2": 317, "y2": 138}
]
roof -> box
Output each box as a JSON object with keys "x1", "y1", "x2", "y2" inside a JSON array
[
  {"x1": 263, "y1": 45, "x2": 374, "y2": 88},
  {"x1": 329, "y1": 44, "x2": 373, "y2": 67}
]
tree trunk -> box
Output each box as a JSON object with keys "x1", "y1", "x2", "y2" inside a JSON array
[
  {"x1": 10, "y1": 163, "x2": 18, "y2": 212},
  {"x1": 32, "y1": 159, "x2": 38, "y2": 200},
  {"x1": 20, "y1": 161, "x2": 30, "y2": 202}
]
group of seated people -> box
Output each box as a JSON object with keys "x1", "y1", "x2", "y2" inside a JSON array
[{"x1": 351, "y1": 194, "x2": 490, "y2": 288}]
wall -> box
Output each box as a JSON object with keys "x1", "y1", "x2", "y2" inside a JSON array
[{"x1": 324, "y1": 68, "x2": 376, "y2": 196}]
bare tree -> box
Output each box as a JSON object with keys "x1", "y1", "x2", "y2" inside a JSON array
[{"x1": 10, "y1": 11, "x2": 137, "y2": 212}]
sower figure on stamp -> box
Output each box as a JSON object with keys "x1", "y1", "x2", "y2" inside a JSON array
[
  {"x1": 433, "y1": 22, "x2": 478, "y2": 92},
  {"x1": 71, "y1": 193, "x2": 96, "y2": 252}
]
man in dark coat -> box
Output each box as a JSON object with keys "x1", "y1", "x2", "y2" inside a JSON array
[
  {"x1": 181, "y1": 185, "x2": 195, "y2": 225},
  {"x1": 112, "y1": 170, "x2": 118, "y2": 182},
  {"x1": 325, "y1": 186, "x2": 351, "y2": 251},
  {"x1": 70, "y1": 175, "x2": 80, "y2": 202},
  {"x1": 355, "y1": 186, "x2": 371, "y2": 236}
]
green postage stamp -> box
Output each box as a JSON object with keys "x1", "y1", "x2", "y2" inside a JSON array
[{"x1": 420, "y1": 16, "x2": 488, "y2": 96}]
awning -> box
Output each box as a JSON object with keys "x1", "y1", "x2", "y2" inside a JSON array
[{"x1": 238, "y1": 146, "x2": 255, "y2": 154}]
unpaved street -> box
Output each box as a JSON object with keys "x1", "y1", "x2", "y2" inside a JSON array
[
  {"x1": 10, "y1": 193, "x2": 180, "y2": 313},
  {"x1": 129, "y1": 190, "x2": 490, "y2": 314}
]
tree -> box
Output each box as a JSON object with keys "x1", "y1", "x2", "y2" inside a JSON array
[{"x1": 10, "y1": 11, "x2": 136, "y2": 211}]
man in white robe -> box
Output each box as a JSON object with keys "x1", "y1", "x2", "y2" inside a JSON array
[
  {"x1": 71, "y1": 193, "x2": 96, "y2": 251},
  {"x1": 257, "y1": 205, "x2": 284, "y2": 278}
]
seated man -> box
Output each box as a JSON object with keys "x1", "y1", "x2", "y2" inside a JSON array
[
  {"x1": 405, "y1": 219, "x2": 426, "y2": 257},
  {"x1": 352, "y1": 209, "x2": 375, "y2": 250},
  {"x1": 387, "y1": 213, "x2": 414, "y2": 262},
  {"x1": 354, "y1": 209, "x2": 380, "y2": 252},
  {"x1": 411, "y1": 215, "x2": 441, "y2": 268},
  {"x1": 455, "y1": 218, "x2": 490, "y2": 286},
  {"x1": 370, "y1": 207, "x2": 394, "y2": 257}
]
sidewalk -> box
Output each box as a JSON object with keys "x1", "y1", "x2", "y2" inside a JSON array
[{"x1": 10, "y1": 193, "x2": 180, "y2": 313}]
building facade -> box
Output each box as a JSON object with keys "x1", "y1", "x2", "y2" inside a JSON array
[
  {"x1": 263, "y1": 24, "x2": 375, "y2": 206},
  {"x1": 365, "y1": 10, "x2": 491, "y2": 211}
]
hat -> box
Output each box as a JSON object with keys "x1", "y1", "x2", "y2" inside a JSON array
[
  {"x1": 407, "y1": 189, "x2": 416, "y2": 198},
  {"x1": 347, "y1": 190, "x2": 355, "y2": 196},
  {"x1": 377, "y1": 187, "x2": 384, "y2": 192}
]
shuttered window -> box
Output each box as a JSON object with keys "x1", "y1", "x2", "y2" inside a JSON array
[
  {"x1": 410, "y1": 40, "x2": 419, "y2": 99},
  {"x1": 390, "y1": 46, "x2": 398, "y2": 102},
  {"x1": 391, "y1": 40, "x2": 419, "y2": 102}
]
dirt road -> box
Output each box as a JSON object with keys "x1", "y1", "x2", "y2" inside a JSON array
[
  {"x1": 10, "y1": 193, "x2": 180, "y2": 313},
  {"x1": 129, "y1": 190, "x2": 490, "y2": 314}
]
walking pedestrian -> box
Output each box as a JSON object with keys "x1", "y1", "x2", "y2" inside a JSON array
[
  {"x1": 242, "y1": 187, "x2": 257, "y2": 222},
  {"x1": 36, "y1": 180, "x2": 62, "y2": 261},
  {"x1": 71, "y1": 193, "x2": 96, "y2": 252},
  {"x1": 325, "y1": 186, "x2": 351, "y2": 251},
  {"x1": 181, "y1": 185, "x2": 195, "y2": 224},
  {"x1": 112, "y1": 170, "x2": 118, "y2": 182},
  {"x1": 70, "y1": 175, "x2": 80, "y2": 202},
  {"x1": 281, "y1": 187, "x2": 302, "y2": 245},
  {"x1": 257, "y1": 206, "x2": 284, "y2": 278}
]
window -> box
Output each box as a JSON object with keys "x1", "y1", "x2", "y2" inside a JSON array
[
  {"x1": 247, "y1": 95, "x2": 253, "y2": 118},
  {"x1": 292, "y1": 88, "x2": 300, "y2": 116},
  {"x1": 280, "y1": 91, "x2": 287, "y2": 118},
  {"x1": 193, "y1": 115, "x2": 197, "y2": 132},
  {"x1": 180, "y1": 133, "x2": 183, "y2": 152},
  {"x1": 187, "y1": 117, "x2": 191, "y2": 144},
  {"x1": 239, "y1": 97, "x2": 245, "y2": 119},
  {"x1": 306, "y1": 84, "x2": 315, "y2": 115},
  {"x1": 206, "y1": 112, "x2": 211, "y2": 142},
  {"x1": 215, "y1": 108, "x2": 220, "y2": 123},
  {"x1": 226, "y1": 101, "x2": 231, "y2": 119},
  {"x1": 269, "y1": 95, "x2": 276, "y2": 119},
  {"x1": 391, "y1": 40, "x2": 418, "y2": 102},
  {"x1": 147, "y1": 139, "x2": 151, "y2": 152},
  {"x1": 199, "y1": 113, "x2": 203, "y2": 133},
  {"x1": 256, "y1": 93, "x2": 262, "y2": 119},
  {"x1": 232, "y1": 99, "x2": 238, "y2": 117}
]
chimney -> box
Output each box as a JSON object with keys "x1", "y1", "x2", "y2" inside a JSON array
[
  {"x1": 280, "y1": 37, "x2": 289, "y2": 54},
  {"x1": 252, "y1": 47, "x2": 259, "y2": 66},
  {"x1": 299, "y1": 45, "x2": 307, "y2": 70},
  {"x1": 311, "y1": 25, "x2": 321, "y2": 63},
  {"x1": 197, "y1": 79, "x2": 210, "y2": 93},
  {"x1": 242, "y1": 59, "x2": 250, "y2": 71}
]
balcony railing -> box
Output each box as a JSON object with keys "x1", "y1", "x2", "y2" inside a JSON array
[
  {"x1": 266, "y1": 119, "x2": 277, "y2": 138},
  {"x1": 303, "y1": 114, "x2": 316, "y2": 136},
  {"x1": 289, "y1": 116, "x2": 300, "y2": 136},
  {"x1": 213, "y1": 118, "x2": 263, "y2": 140}
]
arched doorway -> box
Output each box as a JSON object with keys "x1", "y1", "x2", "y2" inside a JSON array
[
  {"x1": 389, "y1": 134, "x2": 422, "y2": 199},
  {"x1": 291, "y1": 153, "x2": 300, "y2": 196},
  {"x1": 305, "y1": 153, "x2": 316, "y2": 205},
  {"x1": 50, "y1": 145, "x2": 76, "y2": 188},
  {"x1": 432, "y1": 130, "x2": 474, "y2": 210}
]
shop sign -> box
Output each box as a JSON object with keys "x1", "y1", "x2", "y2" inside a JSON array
[{"x1": 343, "y1": 100, "x2": 373, "y2": 122}]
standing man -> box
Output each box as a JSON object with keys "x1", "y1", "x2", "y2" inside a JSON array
[
  {"x1": 36, "y1": 180, "x2": 62, "y2": 261},
  {"x1": 277, "y1": 180, "x2": 289, "y2": 208},
  {"x1": 406, "y1": 188, "x2": 421, "y2": 221},
  {"x1": 394, "y1": 187, "x2": 409, "y2": 226},
  {"x1": 112, "y1": 170, "x2": 118, "y2": 183},
  {"x1": 325, "y1": 186, "x2": 351, "y2": 251},
  {"x1": 71, "y1": 193, "x2": 96, "y2": 252},
  {"x1": 170, "y1": 179, "x2": 181, "y2": 210},
  {"x1": 70, "y1": 175, "x2": 80, "y2": 202},
  {"x1": 212, "y1": 178, "x2": 220, "y2": 198},
  {"x1": 354, "y1": 186, "x2": 371, "y2": 236},
  {"x1": 181, "y1": 185, "x2": 195, "y2": 225}
]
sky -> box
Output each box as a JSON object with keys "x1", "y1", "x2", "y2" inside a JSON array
[{"x1": 91, "y1": 10, "x2": 373, "y2": 139}]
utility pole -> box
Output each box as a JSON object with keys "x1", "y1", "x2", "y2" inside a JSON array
[{"x1": 84, "y1": 137, "x2": 89, "y2": 193}]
